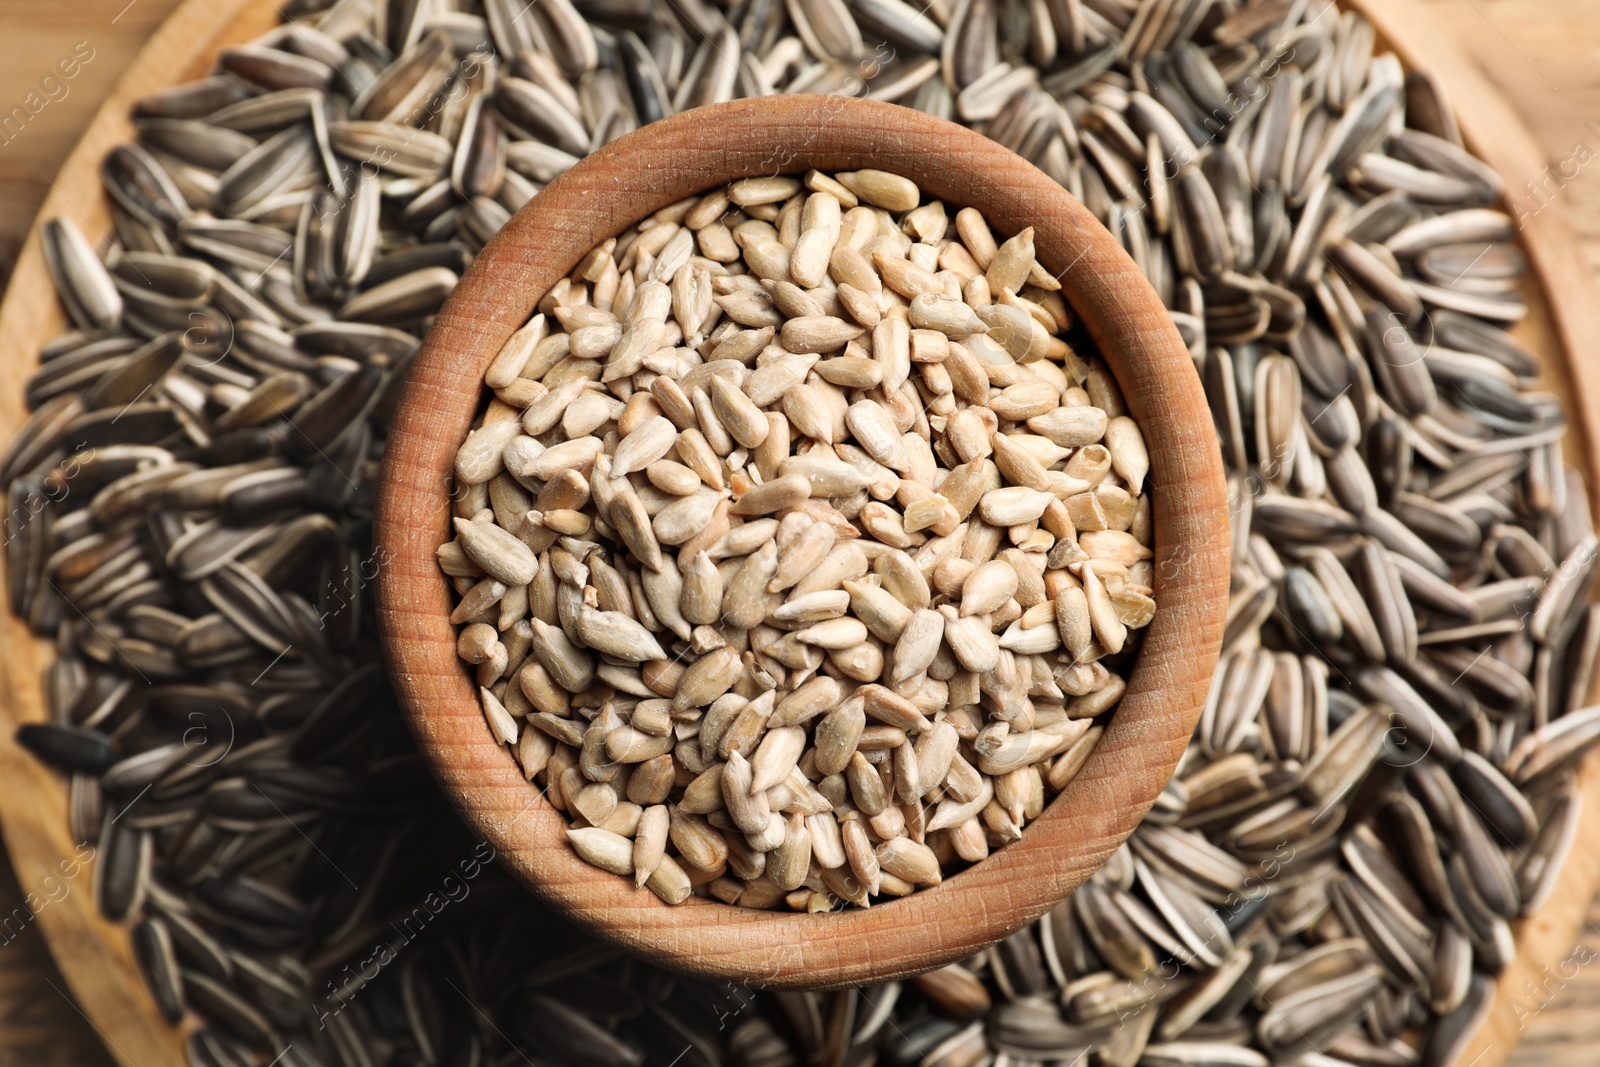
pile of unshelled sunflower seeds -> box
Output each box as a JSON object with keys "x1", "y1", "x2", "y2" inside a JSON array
[
  {"x1": 445, "y1": 169, "x2": 1157, "y2": 908},
  {"x1": 6, "y1": 0, "x2": 1600, "y2": 1064}
]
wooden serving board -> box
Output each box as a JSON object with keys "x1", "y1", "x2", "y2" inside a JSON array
[
  {"x1": 0, "y1": 0, "x2": 1594, "y2": 1064},
  {"x1": 0, "y1": 6, "x2": 287, "y2": 1066},
  {"x1": 1355, "y1": 5, "x2": 1600, "y2": 1064}
]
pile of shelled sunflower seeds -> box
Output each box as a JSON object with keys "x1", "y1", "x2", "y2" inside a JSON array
[{"x1": 444, "y1": 166, "x2": 1158, "y2": 910}]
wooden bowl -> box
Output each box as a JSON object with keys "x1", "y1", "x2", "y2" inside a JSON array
[{"x1": 372, "y1": 93, "x2": 1229, "y2": 988}]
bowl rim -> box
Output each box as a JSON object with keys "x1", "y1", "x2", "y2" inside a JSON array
[{"x1": 374, "y1": 93, "x2": 1230, "y2": 989}]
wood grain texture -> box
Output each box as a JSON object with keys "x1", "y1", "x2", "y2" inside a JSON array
[
  {"x1": 1351, "y1": 7, "x2": 1600, "y2": 1065},
  {"x1": 1407, "y1": 9, "x2": 1600, "y2": 1064},
  {"x1": 0, "y1": 850, "x2": 115, "y2": 1067},
  {"x1": 374, "y1": 93, "x2": 1231, "y2": 989},
  {"x1": 0, "y1": 0, "x2": 1598, "y2": 1059},
  {"x1": 0, "y1": 0, "x2": 184, "y2": 290},
  {"x1": 0, "y1": 2, "x2": 280, "y2": 1065}
]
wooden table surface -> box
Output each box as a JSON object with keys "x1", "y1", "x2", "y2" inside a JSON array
[{"x1": 3, "y1": 0, "x2": 1600, "y2": 1063}]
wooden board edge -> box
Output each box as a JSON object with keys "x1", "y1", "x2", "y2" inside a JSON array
[
  {"x1": 1348, "y1": 0, "x2": 1600, "y2": 462},
  {"x1": 1345, "y1": 2, "x2": 1600, "y2": 1065},
  {"x1": 0, "y1": 1, "x2": 271, "y2": 1064}
]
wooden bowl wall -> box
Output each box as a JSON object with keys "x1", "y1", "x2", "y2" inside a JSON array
[{"x1": 373, "y1": 95, "x2": 1231, "y2": 989}]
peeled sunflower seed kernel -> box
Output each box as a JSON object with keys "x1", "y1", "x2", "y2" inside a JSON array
[{"x1": 444, "y1": 170, "x2": 1153, "y2": 910}]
